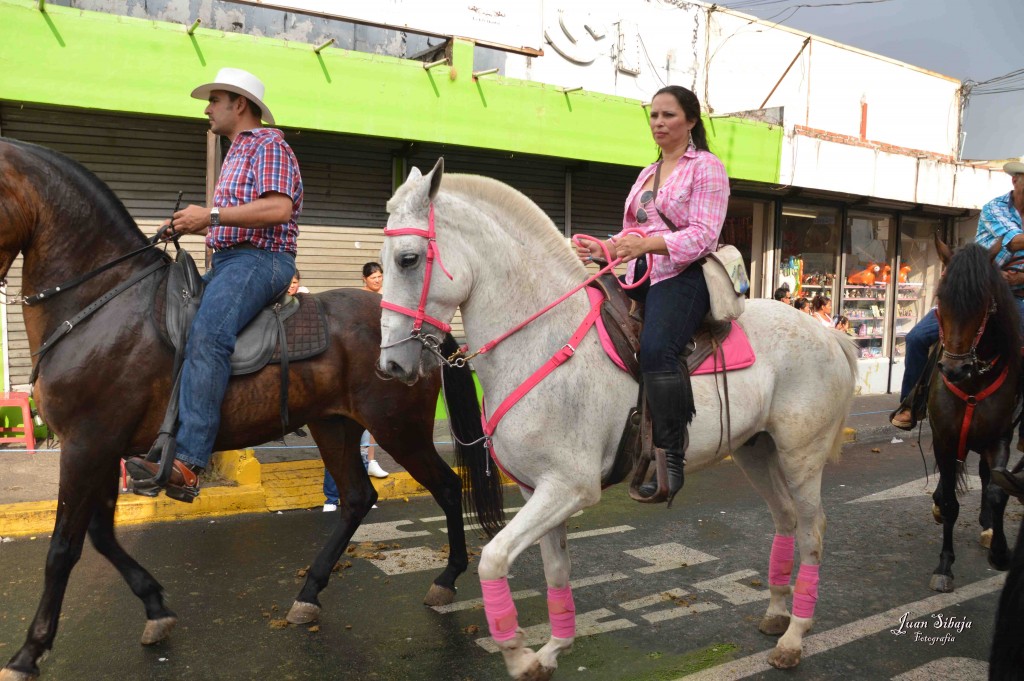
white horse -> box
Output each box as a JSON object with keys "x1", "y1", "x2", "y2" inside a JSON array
[{"x1": 378, "y1": 160, "x2": 858, "y2": 680}]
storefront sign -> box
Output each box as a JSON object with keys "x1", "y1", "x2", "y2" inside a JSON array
[{"x1": 231, "y1": 0, "x2": 544, "y2": 54}]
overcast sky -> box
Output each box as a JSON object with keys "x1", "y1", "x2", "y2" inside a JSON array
[{"x1": 716, "y1": 0, "x2": 1024, "y2": 161}]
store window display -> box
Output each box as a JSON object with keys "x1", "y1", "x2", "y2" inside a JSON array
[
  {"x1": 777, "y1": 204, "x2": 841, "y2": 303},
  {"x1": 842, "y1": 213, "x2": 893, "y2": 359}
]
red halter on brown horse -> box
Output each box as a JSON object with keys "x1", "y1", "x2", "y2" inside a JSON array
[
  {"x1": 927, "y1": 237, "x2": 1021, "y2": 594},
  {"x1": 0, "y1": 139, "x2": 491, "y2": 681}
]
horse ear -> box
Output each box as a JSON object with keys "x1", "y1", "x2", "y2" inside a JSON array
[
  {"x1": 407, "y1": 166, "x2": 423, "y2": 182},
  {"x1": 934, "y1": 232, "x2": 954, "y2": 266},
  {"x1": 427, "y1": 157, "x2": 444, "y2": 201}
]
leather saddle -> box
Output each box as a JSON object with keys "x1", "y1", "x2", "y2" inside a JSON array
[
  {"x1": 586, "y1": 272, "x2": 733, "y2": 383},
  {"x1": 587, "y1": 273, "x2": 734, "y2": 491},
  {"x1": 152, "y1": 249, "x2": 329, "y2": 374}
]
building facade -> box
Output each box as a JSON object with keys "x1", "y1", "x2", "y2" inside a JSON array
[{"x1": 0, "y1": 0, "x2": 1013, "y2": 394}]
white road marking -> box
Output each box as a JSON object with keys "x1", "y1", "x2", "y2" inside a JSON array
[
  {"x1": 891, "y1": 657, "x2": 988, "y2": 680},
  {"x1": 419, "y1": 506, "x2": 523, "y2": 523},
  {"x1": 625, "y1": 543, "x2": 718, "y2": 574},
  {"x1": 567, "y1": 525, "x2": 634, "y2": 540},
  {"x1": 350, "y1": 520, "x2": 430, "y2": 542},
  {"x1": 848, "y1": 476, "x2": 982, "y2": 504},
  {"x1": 430, "y1": 573, "x2": 629, "y2": 613},
  {"x1": 642, "y1": 598, "x2": 720, "y2": 623},
  {"x1": 475, "y1": 608, "x2": 635, "y2": 653},
  {"x1": 619, "y1": 588, "x2": 691, "y2": 611},
  {"x1": 370, "y1": 546, "x2": 450, "y2": 575},
  {"x1": 678, "y1": 574, "x2": 1005, "y2": 681},
  {"x1": 691, "y1": 569, "x2": 768, "y2": 605}
]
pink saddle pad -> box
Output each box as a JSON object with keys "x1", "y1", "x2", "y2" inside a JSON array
[
  {"x1": 590, "y1": 288, "x2": 755, "y2": 375},
  {"x1": 691, "y1": 321, "x2": 756, "y2": 375}
]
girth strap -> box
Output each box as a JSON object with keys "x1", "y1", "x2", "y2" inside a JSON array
[
  {"x1": 940, "y1": 362, "x2": 1010, "y2": 462},
  {"x1": 30, "y1": 260, "x2": 168, "y2": 384}
]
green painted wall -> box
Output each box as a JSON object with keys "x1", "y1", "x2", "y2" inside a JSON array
[{"x1": 0, "y1": 0, "x2": 780, "y2": 182}]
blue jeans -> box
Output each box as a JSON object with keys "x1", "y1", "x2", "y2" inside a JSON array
[
  {"x1": 900, "y1": 299, "x2": 1024, "y2": 400},
  {"x1": 637, "y1": 266, "x2": 710, "y2": 373},
  {"x1": 176, "y1": 247, "x2": 295, "y2": 468},
  {"x1": 323, "y1": 430, "x2": 370, "y2": 504},
  {"x1": 899, "y1": 309, "x2": 938, "y2": 401}
]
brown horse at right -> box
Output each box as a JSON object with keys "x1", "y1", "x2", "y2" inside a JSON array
[
  {"x1": 927, "y1": 238, "x2": 1019, "y2": 594},
  {"x1": 0, "y1": 139, "x2": 496, "y2": 680}
]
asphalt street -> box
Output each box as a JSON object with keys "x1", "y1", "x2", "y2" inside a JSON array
[{"x1": 0, "y1": 434, "x2": 1018, "y2": 681}]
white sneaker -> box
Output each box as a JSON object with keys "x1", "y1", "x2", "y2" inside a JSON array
[
  {"x1": 366, "y1": 460, "x2": 389, "y2": 478},
  {"x1": 323, "y1": 503, "x2": 338, "y2": 512}
]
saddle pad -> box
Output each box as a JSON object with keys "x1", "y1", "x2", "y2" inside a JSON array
[
  {"x1": 691, "y1": 321, "x2": 755, "y2": 375},
  {"x1": 591, "y1": 285, "x2": 754, "y2": 376}
]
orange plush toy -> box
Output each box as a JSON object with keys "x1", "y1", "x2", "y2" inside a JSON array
[
  {"x1": 898, "y1": 265, "x2": 912, "y2": 283},
  {"x1": 847, "y1": 263, "x2": 881, "y2": 285},
  {"x1": 877, "y1": 265, "x2": 893, "y2": 284}
]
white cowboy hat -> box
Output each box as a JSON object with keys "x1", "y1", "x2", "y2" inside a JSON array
[
  {"x1": 191, "y1": 67, "x2": 275, "y2": 125},
  {"x1": 1003, "y1": 157, "x2": 1024, "y2": 175}
]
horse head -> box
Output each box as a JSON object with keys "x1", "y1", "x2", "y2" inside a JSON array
[
  {"x1": 934, "y1": 235, "x2": 1019, "y2": 383},
  {"x1": 379, "y1": 157, "x2": 465, "y2": 384}
]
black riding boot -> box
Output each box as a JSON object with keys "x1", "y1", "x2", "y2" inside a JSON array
[{"x1": 637, "y1": 369, "x2": 694, "y2": 507}]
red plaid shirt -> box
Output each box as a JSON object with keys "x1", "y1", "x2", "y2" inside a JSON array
[
  {"x1": 615, "y1": 147, "x2": 729, "y2": 285},
  {"x1": 208, "y1": 128, "x2": 303, "y2": 254}
]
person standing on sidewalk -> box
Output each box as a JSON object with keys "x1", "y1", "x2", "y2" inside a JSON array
[{"x1": 127, "y1": 67, "x2": 302, "y2": 501}]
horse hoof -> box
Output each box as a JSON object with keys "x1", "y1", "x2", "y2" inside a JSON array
[
  {"x1": 929, "y1": 574, "x2": 954, "y2": 593},
  {"x1": 931, "y1": 504, "x2": 943, "y2": 524},
  {"x1": 424, "y1": 583, "x2": 456, "y2": 607},
  {"x1": 286, "y1": 601, "x2": 321, "y2": 625},
  {"x1": 516, "y1": 661, "x2": 556, "y2": 681},
  {"x1": 988, "y1": 552, "x2": 1011, "y2": 572},
  {"x1": 759, "y1": 614, "x2": 790, "y2": 636},
  {"x1": 980, "y1": 529, "x2": 993, "y2": 549},
  {"x1": 0, "y1": 668, "x2": 38, "y2": 681},
  {"x1": 768, "y1": 646, "x2": 801, "y2": 669},
  {"x1": 141, "y1": 616, "x2": 177, "y2": 645}
]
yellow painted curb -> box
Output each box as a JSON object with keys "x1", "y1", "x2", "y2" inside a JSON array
[
  {"x1": 0, "y1": 450, "x2": 443, "y2": 538},
  {"x1": 842, "y1": 427, "x2": 856, "y2": 444}
]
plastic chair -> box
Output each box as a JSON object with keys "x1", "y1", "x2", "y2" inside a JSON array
[{"x1": 0, "y1": 391, "x2": 36, "y2": 451}]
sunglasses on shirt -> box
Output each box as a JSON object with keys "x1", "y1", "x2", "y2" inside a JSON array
[{"x1": 635, "y1": 189, "x2": 655, "y2": 224}]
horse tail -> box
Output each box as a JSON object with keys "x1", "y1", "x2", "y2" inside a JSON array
[
  {"x1": 991, "y1": 520, "x2": 1024, "y2": 679},
  {"x1": 825, "y1": 329, "x2": 859, "y2": 462},
  {"x1": 439, "y1": 334, "x2": 506, "y2": 538}
]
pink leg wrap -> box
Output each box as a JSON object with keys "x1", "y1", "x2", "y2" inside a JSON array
[
  {"x1": 792, "y1": 563, "x2": 820, "y2": 619},
  {"x1": 547, "y1": 585, "x2": 576, "y2": 639},
  {"x1": 768, "y1": 534, "x2": 795, "y2": 586},
  {"x1": 481, "y1": 577, "x2": 519, "y2": 642}
]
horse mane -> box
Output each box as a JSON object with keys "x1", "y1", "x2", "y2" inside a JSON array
[
  {"x1": 937, "y1": 242, "x2": 1022, "y2": 359},
  {"x1": 439, "y1": 174, "x2": 587, "y2": 279},
  {"x1": 5, "y1": 138, "x2": 147, "y2": 245}
]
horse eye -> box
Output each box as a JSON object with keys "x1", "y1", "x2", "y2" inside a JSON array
[{"x1": 399, "y1": 253, "x2": 419, "y2": 269}]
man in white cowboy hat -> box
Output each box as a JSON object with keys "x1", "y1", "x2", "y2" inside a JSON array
[
  {"x1": 891, "y1": 156, "x2": 1024, "y2": 435},
  {"x1": 126, "y1": 67, "x2": 303, "y2": 501}
]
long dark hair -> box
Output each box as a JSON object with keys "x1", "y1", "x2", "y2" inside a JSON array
[
  {"x1": 653, "y1": 85, "x2": 710, "y2": 153},
  {"x1": 362, "y1": 261, "x2": 382, "y2": 277}
]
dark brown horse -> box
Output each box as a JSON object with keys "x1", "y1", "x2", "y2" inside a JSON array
[
  {"x1": 928, "y1": 238, "x2": 1020, "y2": 593},
  {"x1": 0, "y1": 139, "x2": 491, "y2": 681}
]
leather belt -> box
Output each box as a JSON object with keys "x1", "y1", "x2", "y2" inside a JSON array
[{"x1": 217, "y1": 242, "x2": 257, "y2": 252}]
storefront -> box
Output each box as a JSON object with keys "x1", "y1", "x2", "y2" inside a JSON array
[{"x1": 772, "y1": 199, "x2": 950, "y2": 393}]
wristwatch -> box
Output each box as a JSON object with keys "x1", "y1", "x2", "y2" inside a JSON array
[{"x1": 209, "y1": 206, "x2": 221, "y2": 227}]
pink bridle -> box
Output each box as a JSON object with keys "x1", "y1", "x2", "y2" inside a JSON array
[{"x1": 380, "y1": 203, "x2": 454, "y2": 337}]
